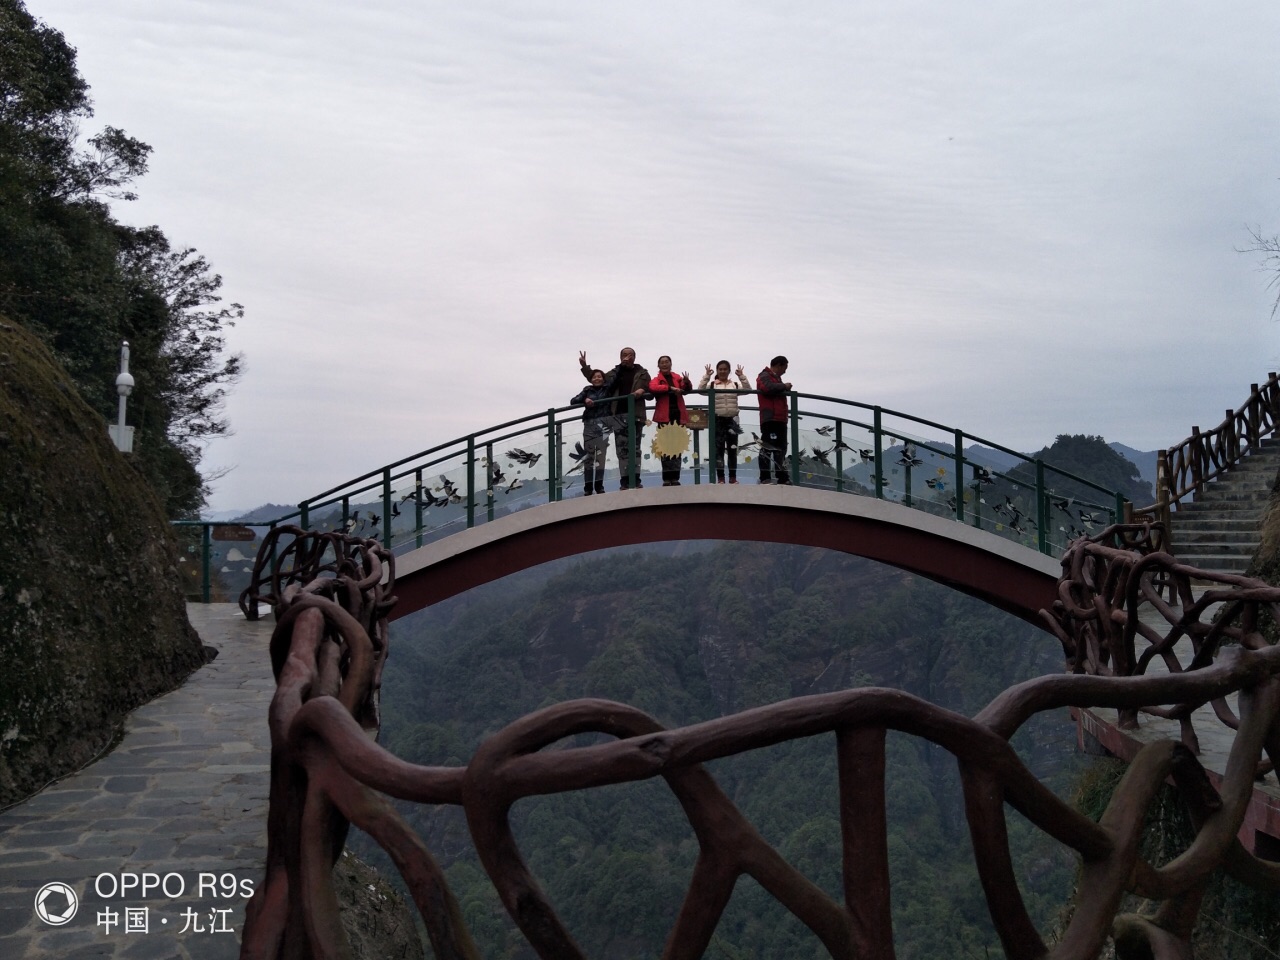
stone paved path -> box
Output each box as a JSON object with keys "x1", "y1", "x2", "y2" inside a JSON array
[{"x1": 0, "y1": 604, "x2": 274, "y2": 959}]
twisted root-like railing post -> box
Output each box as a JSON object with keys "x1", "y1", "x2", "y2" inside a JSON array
[
  {"x1": 241, "y1": 525, "x2": 1280, "y2": 960},
  {"x1": 1044, "y1": 522, "x2": 1280, "y2": 778}
]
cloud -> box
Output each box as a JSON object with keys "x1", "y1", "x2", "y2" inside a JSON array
[{"x1": 31, "y1": 0, "x2": 1280, "y2": 508}]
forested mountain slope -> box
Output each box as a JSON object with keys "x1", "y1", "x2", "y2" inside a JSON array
[{"x1": 366, "y1": 543, "x2": 1083, "y2": 958}]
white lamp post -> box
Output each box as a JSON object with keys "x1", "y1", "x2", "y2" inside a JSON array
[{"x1": 108, "y1": 340, "x2": 135, "y2": 453}]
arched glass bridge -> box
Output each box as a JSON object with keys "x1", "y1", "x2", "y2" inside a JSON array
[{"x1": 174, "y1": 390, "x2": 1126, "y2": 602}]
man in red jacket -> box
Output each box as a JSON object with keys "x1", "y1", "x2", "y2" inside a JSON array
[{"x1": 756, "y1": 355, "x2": 792, "y2": 484}]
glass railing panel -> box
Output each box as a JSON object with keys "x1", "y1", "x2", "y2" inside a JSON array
[
  {"x1": 185, "y1": 393, "x2": 1132, "y2": 593},
  {"x1": 562, "y1": 401, "x2": 659, "y2": 492},
  {"x1": 388, "y1": 428, "x2": 550, "y2": 554},
  {"x1": 1037, "y1": 465, "x2": 1120, "y2": 556},
  {"x1": 878, "y1": 426, "x2": 952, "y2": 515},
  {"x1": 965, "y1": 461, "x2": 1046, "y2": 553},
  {"x1": 384, "y1": 446, "x2": 475, "y2": 553},
  {"x1": 553, "y1": 414, "x2": 597, "y2": 498},
  {"x1": 789, "y1": 409, "x2": 878, "y2": 494},
  {"x1": 172, "y1": 521, "x2": 277, "y2": 602},
  {"x1": 171, "y1": 522, "x2": 207, "y2": 601}
]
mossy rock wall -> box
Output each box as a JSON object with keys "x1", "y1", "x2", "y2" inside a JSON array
[
  {"x1": 0, "y1": 319, "x2": 205, "y2": 806},
  {"x1": 1245, "y1": 469, "x2": 1280, "y2": 645}
]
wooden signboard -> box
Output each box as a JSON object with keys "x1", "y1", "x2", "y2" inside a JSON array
[{"x1": 212, "y1": 525, "x2": 256, "y2": 542}]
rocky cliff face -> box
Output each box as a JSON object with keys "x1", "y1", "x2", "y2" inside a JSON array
[
  {"x1": 1247, "y1": 468, "x2": 1280, "y2": 647},
  {"x1": 0, "y1": 319, "x2": 206, "y2": 805}
]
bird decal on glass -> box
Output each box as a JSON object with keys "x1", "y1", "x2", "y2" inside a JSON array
[
  {"x1": 810, "y1": 446, "x2": 833, "y2": 467},
  {"x1": 506, "y1": 448, "x2": 542, "y2": 467}
]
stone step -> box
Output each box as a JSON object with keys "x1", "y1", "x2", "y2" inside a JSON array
[
  {"x1": 1179, "y1": 498, "x2": 1269, "y2": 512},
  {"x1": 1172, "y1": 527, "x2": 1264, "y2": 542},
  {"x1": 1176, "y1": 553, "x2": 1253, "y2": 572},
  {"x1": 1176, "y1": 528, "x2": 1260, "y2": 542},
  {"x1": 1210, "y1": 460, "x2": 1277, "y2": 474},
  {"x1": 1178, "y1": 515, "x2": 1265, "y2": 529},
  {"x1": 1198, "y1": 485, "x2": 1274, "y2": 499},
  {"x1": 1172, "y1": 539, "x2": 1259, "y2": 554},
  {"x1": 1185, "y1": 490, "x2": 1270, "y2": 501},
  {"x1": 1214, "y1": 458, "x2": 1278, "y2": 473},
  {"x1": 1194, "y1": 484, "x2": 1273, "y2": 497}
]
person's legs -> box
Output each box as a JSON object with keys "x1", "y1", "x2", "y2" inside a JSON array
[
  {"x1": 758, "y1": 421, "x2": 777, "y2": 483},
  {"x1": 763, "y1": 422, "x2": 789, "y2": 483},
  {"x1": 714, "y1": 419, "x2": 726, "y2": 482},
  {"x1": 615, "y1": 421, "x2": 644, "y2": 488},
  {"x1": 584, "y1": 420, "x2": 607, "y2": 493}
]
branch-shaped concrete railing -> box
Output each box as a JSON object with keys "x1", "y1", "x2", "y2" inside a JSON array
[
  {"x1": 1133, "y1": 372, "x2": 1280, "y2": 537},
  {"x1": 239, "y1": 526, "x2": 1280, "y2": 960},
  {"x1": 1043, "y1": 523, "x2": 1280, "y2": 776}
]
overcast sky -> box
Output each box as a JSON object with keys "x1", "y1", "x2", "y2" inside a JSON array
[{"x1": 29, "y1": 1, "x2": 1280, "y2": 512}]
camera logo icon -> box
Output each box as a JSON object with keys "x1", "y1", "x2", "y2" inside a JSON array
[{"x1": 34, "y1": 882, "x2": 78, "y2": 925}]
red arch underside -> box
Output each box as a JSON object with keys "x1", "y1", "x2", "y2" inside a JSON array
[{"x1": 388, "y1": 502, "x2": 1058, "y2": 628}]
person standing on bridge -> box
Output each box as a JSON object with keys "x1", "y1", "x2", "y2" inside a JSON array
[
  {"x1": 756, "y1": 355, "x2": 792, "y2": 485},
  {"x1": 649, "y1": 356, "x2": 693, "y2": 485},
  {"x1": 699, "y1": 360, "x2": 751, "y2": 483},
  {"x1": 571, "y1": 369, "x2": 616, "y2": 496},
  {"x1": 579, "y1": 347, "x2": 651, "y2": 489}
]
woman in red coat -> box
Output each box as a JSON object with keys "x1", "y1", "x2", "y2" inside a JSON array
[{"x1": 649, "y1": 355, "x2": 692, "y2": 485}]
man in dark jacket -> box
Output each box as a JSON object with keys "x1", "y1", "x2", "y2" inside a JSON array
[
  {"x1": 579, "y1": 347, "x2": 652, "y2": 488},
  {"x1": 756, "y1": 355, "x2": 792, "y2": 484}
]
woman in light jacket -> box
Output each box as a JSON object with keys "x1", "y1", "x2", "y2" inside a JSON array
[{"x1": 698, "y1": 360, "x2": 751, "y2": 483}]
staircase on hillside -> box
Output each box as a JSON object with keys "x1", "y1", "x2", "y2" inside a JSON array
[{"x1": 1169, "y1": 437, "x2": 1280, "y2": 575}]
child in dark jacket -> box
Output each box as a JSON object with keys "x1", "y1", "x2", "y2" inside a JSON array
[{"x1": 571, "y1": 369, "x2": 617, "y2": 495}]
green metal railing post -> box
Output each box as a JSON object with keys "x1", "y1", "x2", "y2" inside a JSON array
[
  {"x1": 707, "y1": 387, "x2": 717, "y2": 483},
  {"x1": 873, "y1": 407, "x2": 884, "y2": 499},
  {"x1": 546, "y1": 409, "x2": 557, "y2": 501},
  {"x1": 693, "y1": 427, "x2": 702, "y2": 484},
  {"x1": 382, "y1": 468, "x2": 392, "y2": 547},
  {"x1": 414, "y1": 469, "x2": 424, "y2": 548},
  {"x1": 554, "y1": 422, "x2": 564, "y2": 500},
  {"x1": 626, "y1": 394, "x2": 637, "y2": 489},
  {"x1": 972, "y1": 484, "x2": 981, "y2": 529},
  {"x1": 1115, "y1": 492, "x2": 1126, "y2": 528},
  {"x1": 341, "y1": 496, "x2": 349, "y2": 532},
  {"x1": 835, "y1": 421, "x2": 845, "y2": 492},
  {"x1": 201, "y1": 523, "x2": 212, "y2": 604},
  {"x1": 789, "y1": 393, "x2": 800, "y2": 484},
  {"x1": 299, "y1": 502, "x2": 309, "y2": 531},
  {"x1": 465, "y1": 437, "x2": 476, "y2": 527},
  {"x1": 486, "y1": 442, "x2": 495, "y2": 523},
  {"x1": 953, "y1": 429, "x2": 965, "y2": 521},
  {"x1": 903, "y1": 452, "x2": 913, "y2": 508},
  {"x1": 1036, "y1": 461, "x2": 1048, "y2": 554}
]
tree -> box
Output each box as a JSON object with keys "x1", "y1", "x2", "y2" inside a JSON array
[
  {"x1": 1019, "y1": 434, "x2": 1152, "y2": 505},
  {"x1": 0, "y1": 0, "x2": 242, "y2": 514},
  {"x1": 1244, "y1": 225, "x2": 1280, "y2": 318}
]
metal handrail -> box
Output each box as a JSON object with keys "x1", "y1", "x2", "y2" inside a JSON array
[{"x1": 179, "y1": 391, "x2": 1131, "y2": 601}]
